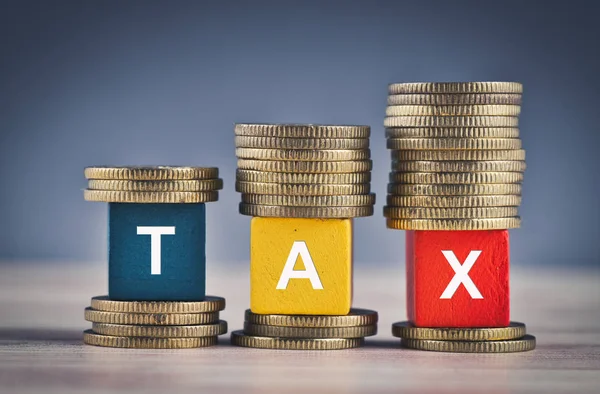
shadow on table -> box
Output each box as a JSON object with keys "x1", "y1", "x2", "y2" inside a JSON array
[{"x1": 0, "y1": 328, "x2": 83, "y2": 341}]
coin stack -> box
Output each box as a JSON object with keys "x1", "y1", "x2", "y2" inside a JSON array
[
  {"x1": 231, "y1": 309, "x2": 378, "y2": 350},
  {"x1": 82, "y1": 166, "x2": 228, "y2": 348},
  {"x1": 233, "y1": 123, "x2": 377, "y2": 349},
  {"x1": 234, "y1": 124, "x2": 375, "y2": 218},
  {"x1": 83, "y1": 297, "x2": 227, "y2": 349},
  {"x1": 384, "y1": 82, "x2": 535, "y2": 352},
  {"x1": 383, "y1": 82, "x2": 525, "y2": 232}
]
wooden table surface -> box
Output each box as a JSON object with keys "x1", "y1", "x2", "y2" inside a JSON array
[{"x1": 0, "y1": 261, "x2": 598, "y2": 393}]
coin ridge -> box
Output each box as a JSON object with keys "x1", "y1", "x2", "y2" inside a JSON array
[
  {"x1": 389, "y1": 171, "x2": 524, "y2": 184},
  {"x1": 387, "y1": 93, "x2": 522, "y2": 106},
  {"x1": 391, "y1": 149, "x2": 526, "y2": 161},
  {"x1": 392, "y1": 160, "x2": 526, "y2": 173},
  {"x1": 236, "y1": 169, "x2": 371, "y2": 184},
  {"x1": 230, "y1": 330, "x2": 364, "y2": 350},
  {"x1": 235, "y1": 136, "x2": 369, "y2": 150},
  {"x1": 83, "y1": 330, "x2": 218, "y2": 349},
  {"x1": 386, "y1": 217, "x2": 521, "y2": 230},
  {"x1": 90, "y1": 296, "x2": 226, "y2": 313},
  {"x1": 91, "y1": 321, "x2": 228, "y2": 338},
  {"x1": 235, "y1": 182, "x2": 370, "y2": 196},
  {"x1": 237, "y1": 159, "x2": 372, "y2": 173},
  {"x1": 384, "y1": 116, "x2": 519, "y2": 128},
  {"x1": 84, "y1": 166, "x2": 219, "y2": 180},
  {"x1": 88, "y1": 179, "x2": 223, "y2": 192},
  {"x1": 400, "y1": 335, "x2": 536, "y2": 353},
  {"x1": 386, "y1": 195, "x2": 522, "y2": 208},
  {"x1": 387, "y1": 183, "x2": 522, "y2": 196},
  {"x1": 83, "y1": 190, "x2": 219, "y2": 203},
  {"x1": 391, "y1": 321, "x2": 526, "y2": 341},
  {"x1": 386, "y1": 105, "x2": 521, "y2": 117},
  {"x1": 244, "y1": 308, "x2": 378, "y2": 327},
  {"x1": 241, "y1": 194, "x2": 376, "y2": 207},
  {"x1": 236, "y1": 148, "x2": 370, "y2": 161},
  {"x1": 84, "y1": 308, "x2": 220, "y2": 325},
  {"x1": 234, "y1": 124, "x2": 370, "y2": 138},
  {"x1": 239, "y1": 204, "x2": 374, "y2": 218},
  {"x1": 383, "y1": 206, "x2": 519, "y2": 219},
  {"x1": 243, "y1": 323, "x2": 377, "y2": 338},
  {"x1": 386, "y1": 127, "x2": 520, "y2": 139},
  {"x1": 387, "y1": 138, "x2": 522, "y2": 150},
  {"x1": 388, "y1": 82, "x2": 523, "y2": 94}
]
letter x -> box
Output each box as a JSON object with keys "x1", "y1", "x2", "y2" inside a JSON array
[{"x1": 439, "y1": 250, "x2": 483, "y2": 299}]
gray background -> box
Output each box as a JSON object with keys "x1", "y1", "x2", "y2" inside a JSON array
[{"x1": 1, "y1": 0, "x2": 598, "y2": 267}]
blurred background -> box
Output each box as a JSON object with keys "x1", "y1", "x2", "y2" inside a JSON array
[{"x1": 1, "y1": 0, "x2": 598, "y2": 268}]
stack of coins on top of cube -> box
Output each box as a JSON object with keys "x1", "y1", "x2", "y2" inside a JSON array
[
  {"x1": 231, "y1": 124, "x2": 378, "y2": 350},
  {"x1": 383, "y1": 82, "x2": 536, "y2": 352},
  {"x1": 82, "y1": 166, "x2": 228, "y2": 348}
]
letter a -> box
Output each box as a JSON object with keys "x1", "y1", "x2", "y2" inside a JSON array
[
  {"x1": 276, "y1": 241, "x2": 323, "y2": 290},
  {"x1": 137, "y1": 226, "x2": 176, "y2": 275}
]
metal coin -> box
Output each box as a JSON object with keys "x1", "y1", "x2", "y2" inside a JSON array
[
  {"x1": 387, "y1": 138, "x2": 522, "y2": 150},
  {"x1": 235, "y1": 136, "x2": 369, "y2": 150},
  {"x1": 243, "y1": 323, "x2": 377, "y2": 338},
  {"x1": 236, "y1": 148, "x2": 370, "y2": 161},
  {"x1": 400, "y1": 335, "x2": 536, "y2": 353},
  {"x1": 230, "y1": 330, "x2": 364, "y2": 350},
  {"x1": 386, "y1": 195, "x2": 522, "y2": 208},
  {"x1": 241, "y1": 194, "x2": 376, "y2": 207},
  {"x1": 87, "y1": 179, "x2": 223, "y2": 192},
  {"x1": 387, "y1": 93, "x2": 522, "y2": 106},
  {"x1": 389, "y1": 171, "x2": 523, "y2": 184},
  {"x1": 392, "y1": 149, "x2": 525, "y2": 161},
  {"x1": 238, "y1": 204, "x2": 373, "y2": 218},
  {"x1": 384, "y1": 116, "x2": 518, "y2": 128},
  {"x1": 83, "y1": 330, "x2": 218, "y2": 349},
  {"x1": 84, "y1": 308, "x2": 220, "y2": 325},
  {"x1": 386, "y1": 127, "x2": 520, "y2": 139},
  {"x1": 84, "y1": 166, "x2": 218, "y2": 180},
  {"x1": 387, "y1": 183, "x2": 522, "y2": 196},
  {"x1": 237, "y1": 159, "x2": 372, "y2": 173},
  {"x1": 386, "y1": 217, "x2": 521, "y2": 230},
  {"x1": 90, "y1": 296, "x2": 226, "y2": 313},
  {"x1": 388, "y1": 82, "x2": 523, "y2": 94},
  {"x1": 235, "y1": 181, "x2": 370, "y2": 196},
  {"x1": 383, "y1": 206, "x2": 518, "y2": 219},
  {"x1": 391, "y1": 321, "x2": 526, "y2": 341},
  {"x1": 91, "y1": 321, "x2": 228, "y2": 338},
  {"x1": 386, "y1": 105, "x2": 521, "y2": 117},
  {"x1": 244, "y1": 308, "x2": 378, "y2": 328},
  {"x1": 236, "y1": 169, "x2": 371, "y2": 184},
  {"x1": 234, "y1": 124, "x2": 370, "y2": 138},
  {"x1": 83, "y1": 190, "x2": 219, "y2": 203},
  {"x1": 392, "y1": 160, "x2": 526, "y2": 172}
]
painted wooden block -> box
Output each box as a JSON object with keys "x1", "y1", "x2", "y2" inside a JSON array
[
  {"x1": 109, "y1": 203, "x2": 206, "y2": 301},
  {"x1": 406, "y1": 229, "x2": 510, "y2": 327},
  {"x1": 250, "y1": 217, "x2": 352, "y2": 315}
]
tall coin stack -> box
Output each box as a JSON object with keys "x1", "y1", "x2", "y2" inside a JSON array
[
  {"x1": 232, "y1": 124, "x2": 378, "y2": 350},
  {"x1": 82, "y1": 166, "x2": 228, "y2": 349},
  {"x1": 383, "y1": 82, "x2": 536, "y2": 352}
]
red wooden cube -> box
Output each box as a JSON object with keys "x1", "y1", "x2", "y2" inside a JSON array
[{"x1": 406, "y1": 229, "x2": 510, "y2": 328}]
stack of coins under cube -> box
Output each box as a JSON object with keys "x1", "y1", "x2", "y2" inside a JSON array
[
  {"x1": 383, "y1": 82, "x2": 536, "y2": 353},
  {"x1": 82, "y1": 166, "x2": 228, "y2": 349},
  {"x1": 231, "y1": 124, "x2": 378, "y2": 350}
]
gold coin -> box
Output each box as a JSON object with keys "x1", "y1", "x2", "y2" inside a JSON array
[
  {"x1": 234, "y1": 136, "x2": 369, "y2": 150},
  {"x1": 244, "y1": 308, "x2": 378, "y2": 328},
  {"x1": 392, "y1": 160, "x2": 526, "y2": 172},
  {"x1": 400, "y1": 335, "x2": 536, "y2": 353},
  {"x1": 388, "y1": 82, "x2": 523, "y2": 94},
  {"x1": 84, "y1": 166, "x2": 218, "y2": 180},
  {"x1": 387, "y1": 93, "x2": 522, "y2": 106},
  {"x1": 386, "y1": 217, "x2": 521, "y2": 230},
  {"x1": 83, "y1": 190, "x2": 219, "y2": 203},
  {"x1": 236, "y1": 148, "x2": 370, "y2": 161},
  {"x1": 243, "y1": 323, "x2": 377, "y2": 338},
  {"x1": 386, "y1": 195, "x2": 522, "y2": 208},
  {"x1": 90, "y1": 296, "x2": 226, "y2": 313},
  {"x1": 238, "y1": 204, "x2": 373, "y2": 218},
  {"x1": 88, "y1": 179, "x2": 223, "y2": 192},
  {"x1": 387, "y1": 183, "x2": 521, "y2": 196},
  {"x1": 235, "y1": 181, "x2": 370, "y2": 196},
  {"x1": 386, "y1": 105, "x2": 521, "y2": 117},
  {"x1": 234, "y1": 124, "x2": 370, "y2": 138},
  {"x1": 389, "y1": 171, "x2": 523, "y2": 184},
  {"x1": 384, "y1": 116, "x2": 518, "y2": 128},
  {"x1": 237, "y1": 159, "x2": 372, "y2": 173},
  {"x1": 392, "y1": 149, "x2": 526, "y2": 161},
  {"x1": 83, "y1": 330, "x2": 218, "y2": 349},
  {"x1": 241, "y1": 194, "x2": 376, "y2": 207},
  {"x1": 383, "y1": 206, "x2": 518, "y2": 219},
  {"x1": 391, "y1": 321, "x2": 526, "y2": 341},
  {"x1": 91, "y1": 321, "x2": 228, "y2": 338},
  {"x1": 386, "y1": 127, "x2": 520, "y2": 139},
  {"x1": 230, "y1": 330, "x2": 364, "y2": 350},
  {"x1": 387, "y1": 138, "x2": 522, "y2": 150},
  {"x1": 236, "y1": 169, "x2": 371, "y2": 184},
  {"x1": 84, "y1": 308, "x2": 220, "y2": 325}
]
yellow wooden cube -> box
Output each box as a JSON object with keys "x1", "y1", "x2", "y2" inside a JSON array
[{"x1": 250, "y1": 217, "x2": 353, "y2": 315}]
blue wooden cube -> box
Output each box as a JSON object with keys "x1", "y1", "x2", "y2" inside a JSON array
[{"x1": 108, "y1": 203, "x2": 206, "y2": 301}]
